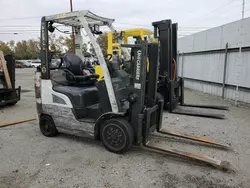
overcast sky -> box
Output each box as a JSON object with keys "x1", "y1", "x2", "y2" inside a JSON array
[{"x1": 0, "y1": 0, "x2": 249, "y2": 41}]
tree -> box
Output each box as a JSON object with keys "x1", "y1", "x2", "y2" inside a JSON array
[
  {"x1": 27, "y1": 39, "x2": 40, "y2": 59},
  {"x1": 97, "y1": 33, "x2": 108, "y2": 55},
  {"x1": 8, "y1": 40, "x2": 15, "y2": 51},
  {"x1": 49, "y1": 34, "x2": 58, "y2": 52},
  {"x1": 63, "y1": 35, "x2": 88, "y2": 54},
  {"x1": 88, "y1": 33, "x2": 108, "y2": 56},
  {"x1": 15, "y1": 41, "x2": 29, "y2": 59},
  {"x1": 50, "y1": 43, "x2": 57, "y2": 52},
  {"x1": 55, "y1": 35, "x2": 65, "y2": 54},
  {"x1": 64, "y1": 35, "x2": 74, "y2": 53},
  {"x1": 0, "y1": 41, "x2": 13, "y2": 56},
  {"x1": 0, "y1": 34, "x2": 94, "y2": 60}
]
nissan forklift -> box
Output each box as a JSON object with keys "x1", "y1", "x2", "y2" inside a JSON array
[{"x1": 35, "y1": 10, "x2": 232, "y2": 170}]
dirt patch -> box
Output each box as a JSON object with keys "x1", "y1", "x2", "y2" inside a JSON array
[
  {"x1": 0, "y1": 173, "x2": 33, "y2": 188},
  {"x1": 183, "y1": 174, "x2": 241, "y2": 188},
  {"x1": 161, "y1": 172, "x2": 180, "y2": 188}
]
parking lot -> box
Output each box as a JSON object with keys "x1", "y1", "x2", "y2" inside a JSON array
[{"x1": 0, "y1": 68, "x2": 250, "y2": 188}]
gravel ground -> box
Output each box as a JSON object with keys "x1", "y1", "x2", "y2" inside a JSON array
[{"x1": 0, "y1": 68, "x2": 250, "y2": 188}]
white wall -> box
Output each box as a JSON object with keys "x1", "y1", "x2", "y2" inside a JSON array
[
  {"x1": 178, "y1": 17, "x2": 250, "y2": 52},
  {"x1": 178, "y1": 17, "x2": 250, "y2": 103}
]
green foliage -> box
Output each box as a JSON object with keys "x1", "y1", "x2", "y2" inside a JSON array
[
  {"x1": 88, "y1": 32, "x2": 108, "y2": 56},
  {"x1": 0, "y1": 33, "x2": 108, "y2": 60},
  {"x1": 0, "y1": 41, "x2": 14, "y2": 56},
  {"x1": 64, "y1": 35, "x2": 74, "y2": 53},
  {"x1": 97, "y1": 33, "x2": 108, "y2": 55},
  {"x1": 14, "y1": 41, "x2": 29, "y2": 59},
  {"x1": 27, "y1": 39, "x2": 40, "y2": 59}
]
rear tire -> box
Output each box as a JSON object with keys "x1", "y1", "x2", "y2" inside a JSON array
[
  {"x1": 100, "y1": 118, "x2": 134, "y2": 154},
  {"x1": 39, "y1": 115, "x2": 58, "y2": 137}
]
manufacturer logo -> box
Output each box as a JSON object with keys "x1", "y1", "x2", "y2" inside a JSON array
[{"x1": 135, "y1": 50, "x2": 141, "y2": 80}]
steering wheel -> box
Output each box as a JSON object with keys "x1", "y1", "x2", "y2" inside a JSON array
[{"x1": 105, "y1": 54, "x2": 113, "y2": 61}]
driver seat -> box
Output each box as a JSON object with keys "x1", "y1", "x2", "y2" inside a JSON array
[{"x1": 63, "y1": 53, "x2": 99, "y2": 86}]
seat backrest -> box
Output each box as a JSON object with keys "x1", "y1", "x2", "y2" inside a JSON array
[{"x1": 63, "y1": 53, "x2": 84, "y2": 75}]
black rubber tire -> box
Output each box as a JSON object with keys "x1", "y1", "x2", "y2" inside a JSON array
[
  {"x1": 100, "y1": 118, "x2": 134, "y2": 154},
  {"x1": 7, "y1": 101, "x2": 18, "y2": 106},
  {"x1": 39, "y1": 115, "x2": 58, "y2": 137}
]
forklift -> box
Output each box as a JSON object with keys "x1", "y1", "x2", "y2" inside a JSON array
[
  {"x1": 152, "y1": 20, "x2": 229, "y2": 119},
  {"x1": 94, "y1": 28, "x2": 154, "y2": 81},
  {"x1": 0, "y1": 52, "x2": 21, "y2": 107},
  {"x1": 107, "y1": 28, "x2": 154, "y2": 55},
  {"x1": 35, "y1": 10, "x2": 232, "y2": 170},
  {"x1": 103, "y1": 24, "x2": 229, "y2": 119},
  {"x1": 94, "y1": 28, "x2": 152, "y2": 80}
]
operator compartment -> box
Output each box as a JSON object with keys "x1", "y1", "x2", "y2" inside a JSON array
[{"x1": 50, "y1": 53, "x2": 101, "y2": 119}]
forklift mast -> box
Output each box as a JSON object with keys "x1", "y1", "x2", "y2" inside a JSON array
[
  {"x1": 153, "y1": 20, "x2": 173, "y2": 78},
  {"x1": 152, "y1": 20, "x2": 179, "y2": 111},
  {"x1": 152, "y1": 19, "x2": 229, "y2": 119},
  {"x1": 152, "y1": 19, "x2": 178, "y2": 79},
  {"x1": 121, "y1": 41, "x2": 163, "y2": 145},
  {"x1": 40, "y1": 16, "x2": 50, "y2": 80}
]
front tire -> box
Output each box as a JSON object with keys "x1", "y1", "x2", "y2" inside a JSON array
[
  {"x1": 39, "y1": 115, "x2": 58, "y2": 137},
  {"x1": 100, "y1": 118, "x2": 134, "y2": 154}
]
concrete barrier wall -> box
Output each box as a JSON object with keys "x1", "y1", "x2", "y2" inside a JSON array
[{"x1": 178, "y1": 17, "x2": 250, "y2": 103}]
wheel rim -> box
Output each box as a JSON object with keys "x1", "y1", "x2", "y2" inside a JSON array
[{"x1": 102, "y1": 124, "x2": 126, "y2": 151}]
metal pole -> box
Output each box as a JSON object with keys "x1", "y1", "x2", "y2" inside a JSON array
[
  {"x1": 222, "y1": 42, "x2": 228, "y2": 99},
  {"x1": 235, "y1": 0, "x2": 245, "y2": 105},
  {"x1": 242, "y1": 0, "x2": 245, "y2": 19},
  {"x1": 181, "y1": 53, "x2": 184, "y2": 78},
  {"x1": 70, "y1": 0, "x2": 76, "y2": 54}
]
